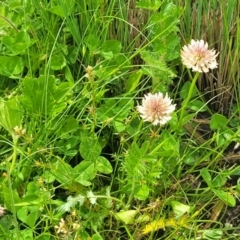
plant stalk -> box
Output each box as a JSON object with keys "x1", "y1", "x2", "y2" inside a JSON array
[{"x1": 178, "y1": 72, "x2": 200, "y2": 127}]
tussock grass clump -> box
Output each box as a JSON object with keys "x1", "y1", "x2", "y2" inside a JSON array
[{"x1": 177, "y1": 0, "x2": 240, "y2": 115}]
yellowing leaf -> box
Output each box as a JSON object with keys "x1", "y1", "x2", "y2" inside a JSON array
[
  {"x1": 170, "y1": 200, "x2": 190, "y2": 218},
  {"x1": 114, "y1": 210, "x2": 138, "y2": 224}
]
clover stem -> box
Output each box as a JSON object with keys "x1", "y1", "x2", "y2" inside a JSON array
[{"x1": 178, "y1": 72, "x2": 200, "y2": 127}]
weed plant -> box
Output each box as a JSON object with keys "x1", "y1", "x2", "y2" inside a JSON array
[{"x1": 0, "y1": 0, "x2": 240, "y2": 239}]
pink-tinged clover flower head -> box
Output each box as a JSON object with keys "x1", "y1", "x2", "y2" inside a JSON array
[
  {"x1": 137, "y1": 92, "x2": 175, "y2": 126},
  {"x1": 181, "y1": 39, "x2": 218, "y2": 73}
]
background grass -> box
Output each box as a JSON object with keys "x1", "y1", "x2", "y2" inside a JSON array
[{"x1": 0, "y1": 0, "x2": 240, "y2": 239}]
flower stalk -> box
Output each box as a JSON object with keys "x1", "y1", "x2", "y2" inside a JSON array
[
  {"x1": 178, "y1": 39, "x2": 218, "y2": 128},
  {"x1": 85, "y1": 66, "x2": 97, "y2": 132},
  {"x1": 178, "y1": 72, "x2": 200, "y2": 127}
]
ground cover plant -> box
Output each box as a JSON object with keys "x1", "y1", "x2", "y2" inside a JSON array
[{"x1": 0, "y1": 0, "x2": 240, "y2": 239}]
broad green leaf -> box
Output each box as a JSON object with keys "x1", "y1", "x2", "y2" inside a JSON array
[
  {"x1": 92, "y1": 234, "x2": 103, "y2": 240},
  {"x1": 153, "y1": 33, "x2": 180, "y2": 61},
  {"x1": 213, "y1": 189, "x2": 236, "y2": 207},
  {"x1": 20, "y1": 76, "x2": 70, "y2": 116},
  {"x1": 57, "y1": 136, "x2": 79, "y2": 156},
  {"x1": 212, "y1": 174, "x2": 227, "y2": 188},
  {"x1": 17, "y1": 206, "x2": 40, "y2": 228},
  {"x1": 59, "y1": 116, "x2": 79, "y2": 138},
  {"x1": 183, "y1": 153, "x2": 196, "y2": 165},
  {"x1": 54, "y1": 82, "x2": 72, "y2": 102},
  {"x1": 74, "y1": 160, "x2": 96, "y2": 186},
  {"x1": 100, "y1": 51, "x2": 113, "y2": 59},
  {"x1": 20, "y1": 76, "x2": 54, "y2": 115},
  {"x1": 125, "y1": 70, "x2": 143, "y2": 93},
  {"x1": 116, "y1": 98, "x2": 134, "y2": 119},
  {"x1": 169, "y1": 112, "x2": 178, "y2": 130},
  {"x1": 50, "y1": 53, "x2": 66, "y2": 70},
  {"x1": 136, "y1": 0, "x2": 161, "y2": 10},
  {"x1": 95, "y1": 89, "x2": 109, "y2": 103},
  {"x1": 229, "y1": 166, "x2": 240, "y2": 175},
  {"x1": 134, "y1": 184, "x2": 149, "y2": 200},
  {"x1": 84, "y1": 34, "x2": 100, "y2": 53},
  {"x1": 67, "y1": 46, "x2": 79, "y2": 64},
  {"x1": 114, "y1": 54, "x2": 130, "y2": 68},
  {"x1": 0, "y1": 97, "x2": 23, "y2": 133},
  {"x1": 100, "y1": 40, "x2": 122, "y2": 59},
  {"x1": 112, "y1": 119, "x2": 126, "y2": 132},
  {"x1": 189, "y1": 99, "x2": 208, "y2": 112},
  {"x1": 236, "y1": 182, "x2": 240, "y2": 195},
  {"x1": 78, "y1": 231, "x2": 90, "y2": 239},
  {"x1": 48, "y1": 6, "x2": 66, "y2": 17},
  {"x1": 101, "y1": 40, "x2": 122, "y2": 55},
  {"x1": 155, "y1": 130, "x2": 179, "y2": 157},
  {"x1": 0, "y1": 56, "x2": 24, "y2": 77},
  {"x1": 202, "y1": 229, "x2": 223, "y2": 240},
  {"x1": 0, "y1": 214, "x2": 12, "y2": 235},
  {"x1": 42, "y1": 171, "x2": 56, "y2": 184},
  {"x1": 15, "y1": 228, "x2": 33, "y2": 240},
  {"x1": 14, "y1": 194, "x2": 42, "y2": 207},
  {"x1": 97, "y1": 97, "x2": 133, "y2": 122},
  {"x1": 200, "y1": 168, "x2": 212, "y2": 187},
  {"x1": 2, "y1": 31, "x2": 34, "y2": 55},
  {"x1": 180, "y1": 81, "x2": 197, "y2": 100},
  {"x1": 162, "y1": 157, "x2": 178, "y2": 174},
  {"x1": 35, "y1": 233, "x2": 50, "y2": 240},
  {"x1": 51, "y1": 161, "x2": 73, "y2": 185},
  {"x1": 3, "y1": 186, "x2": 21, "y2": 212},
  {"x1": 64, "y1": 65, "x2": 75, "y2": 85},
  {"x1": 148, "y1": 8, "x2": 180, "y2": 60},
  {"x1": 135, "y1": 214, "x2": 150, "y2": 223},
  {"x1": 162, "y1": 131, "x2": 179, "y2": 151},
  {"x1": 96, "y1": 156, "x2": 113, "y2": 174},
  {"x1": 48, "y1": 0, "x2": 74, "y2": 17},
  {"x1": 140, "y1": 1, "x2": 180, "y2": 62},
  {"x1": 182, "y1": 113, "x2": 195, "y2": 125},
  {"x1": 80, "y1": 136, "x2": 102, "y2": 160},
  {"x1": 222, "y1": 128, "x2": 234, "y2": 141},
  {"x1": 210, "y1": 114, "x2": 228, "y2": 130},
  {"x1": 27, "y1": 182, "x2": 40, "y2": 195}
]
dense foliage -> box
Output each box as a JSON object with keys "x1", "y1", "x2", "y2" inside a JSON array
[{"x1": 0, "y1": 0, "x2": 240, "y2": 239}]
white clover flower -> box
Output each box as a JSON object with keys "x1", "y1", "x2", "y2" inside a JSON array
[
  {"x1": 137, "y1": 92, "x2": 175, "y2": 126},
  {"x1": 181, "y1": 39, "x2": 218, "y2": 72}
]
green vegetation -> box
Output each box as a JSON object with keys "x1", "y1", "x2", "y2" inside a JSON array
[{"x1": 0, "y1": 0, "x2": 240, "y2": 239}]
